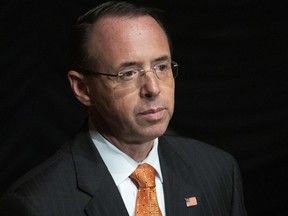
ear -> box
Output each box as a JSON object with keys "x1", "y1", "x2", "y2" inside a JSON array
[{"x1": 67, "y1": 70, "x2": 93, "y2": 106}]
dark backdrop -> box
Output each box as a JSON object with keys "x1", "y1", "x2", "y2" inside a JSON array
[{"x1": 1, "y1": 0, "x2": 287, "y2": 215}]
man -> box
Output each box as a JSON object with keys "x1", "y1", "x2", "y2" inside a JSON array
[{"x1": 0, "y1": 1, "x2": 247, "y2": 215}]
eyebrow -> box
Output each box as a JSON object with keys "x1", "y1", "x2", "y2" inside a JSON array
[
  {"x1": 154, "y1": 55, "x2": 170, "y2": 62},
  {"x1": 117, "y1": 55, "x2": 171, "y2": 69}
]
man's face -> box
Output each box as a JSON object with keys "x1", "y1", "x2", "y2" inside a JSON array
[{"x1": 85, "y1": 16, "x2": 175, "y2": 144}]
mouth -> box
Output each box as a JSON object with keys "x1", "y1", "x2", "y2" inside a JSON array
[{"x1": 139, "y1": 108, "x2": 166, "y2": 121}]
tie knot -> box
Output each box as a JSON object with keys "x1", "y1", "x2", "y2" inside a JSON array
[{"x1": 130, "y1": 163, "x2": 156, "y2": 188}]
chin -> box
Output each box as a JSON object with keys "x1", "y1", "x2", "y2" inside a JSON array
[{"x1": 141, "y1": 125, "x2": 168, "y2": 139}]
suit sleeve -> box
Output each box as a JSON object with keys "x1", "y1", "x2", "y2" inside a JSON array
[
  {"x1": 0, "y1": 193, "x2": 38, "y2": 216},
  {"x1": 230, "y1": 158, "x2": 247, "y2": 216}
]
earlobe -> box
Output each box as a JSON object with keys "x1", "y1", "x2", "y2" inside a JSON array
[{"x1": 67, "y1": 70, "x2": 92, "y2": 106}]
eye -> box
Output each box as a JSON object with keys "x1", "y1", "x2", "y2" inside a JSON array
[
  {"x1": 118, "y1": 69, "x2": 139, "y2": 80},
  {"x1": 155, "y1": 63, "x2": 169, "y2": 72}
]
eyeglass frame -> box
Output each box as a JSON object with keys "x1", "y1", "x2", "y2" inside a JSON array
[{"x1": 81, "y1": 61, "x2": 179, "y2": 81}]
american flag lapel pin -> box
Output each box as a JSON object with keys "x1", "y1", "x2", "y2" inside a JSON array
[{"x1": 185, "y1": 196, "x2": 198, "y2": 207}]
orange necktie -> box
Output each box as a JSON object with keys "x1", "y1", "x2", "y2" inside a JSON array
[{"x1": 130, "y1": 163, "x2": 162, "y2": 216}]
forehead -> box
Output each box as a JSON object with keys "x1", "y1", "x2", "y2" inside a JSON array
[
  {"x1": 94, "y1": 15, "x2": 164, "y2": 32},
  {"x1": 88, "y1": 16, "x2": 170, "y2": 66}
]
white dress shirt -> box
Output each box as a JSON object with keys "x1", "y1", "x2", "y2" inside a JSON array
[{"x1": 89, "y1": 130, "x2": 166, "y2": 216}]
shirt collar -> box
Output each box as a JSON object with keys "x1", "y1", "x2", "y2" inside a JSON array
[{"x1": 89, "y1": 130, "x2": 163, "y2": 186}]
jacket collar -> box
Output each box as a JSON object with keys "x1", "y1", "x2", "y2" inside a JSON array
[{"x1": 71, "y1": 131, "x2": 129, "y2": 216}]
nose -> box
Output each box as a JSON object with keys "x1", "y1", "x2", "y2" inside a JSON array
[{"x1": 139, "y1": 71, "x2": 160, "y2": 99}]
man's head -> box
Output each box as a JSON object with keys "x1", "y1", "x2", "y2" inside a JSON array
[{"x1": 68, "y1": 1, "x2": 177, "y2": 145}]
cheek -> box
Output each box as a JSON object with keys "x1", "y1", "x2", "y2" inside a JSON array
[
  {"x1": 108, "y1": 85, "x2": 139, "y2": 115},
  {"x1": 162, "y1": 82, "x2": 175, "y2": 115},
  {"x1": 163, "y1": 81, "x2": 175, "y2": 100},
  {"x1": 112, "y1": 84, "x2": 139, "y2": 105}
]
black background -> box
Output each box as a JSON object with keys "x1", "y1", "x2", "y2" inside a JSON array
[{"x1": 1, "y1": 0, "x2": 287, "y2": 215}]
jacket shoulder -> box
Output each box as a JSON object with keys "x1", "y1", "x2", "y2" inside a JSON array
[
  {"x1": 0, "y1": 132, "x2": 92, "y2": 215},
  {"x1": 159, "y1": 135, "x2": 237, "y2": 171},
  {"x1": 161, "y1": 135, "x2": 233, "y2": 157},
  {"x1": 5, "y1": 142, "x2": 74, "y2": 195}
]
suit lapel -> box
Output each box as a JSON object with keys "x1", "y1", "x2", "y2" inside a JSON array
[
  {"x1": 71, "y1": 132, "x2": 129, "y2": 216},
  {"x1": 84, "y1": 176, "x2": 129, "y2": 216},
  {"x1": 159, "y1": 137, "x2": 201, "y2": 216}
]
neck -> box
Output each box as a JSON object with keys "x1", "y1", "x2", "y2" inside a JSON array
[
  {"x1": 101, "y1": 133, "x2": 154, "y2": 162},
  {"x1": 88, "y1": 117, "x2": 154, "y2": 162}
]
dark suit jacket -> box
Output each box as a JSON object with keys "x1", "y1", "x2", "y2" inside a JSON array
[{"x1": 0, "y1": 131, "x2": 247, "y2": 215}]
